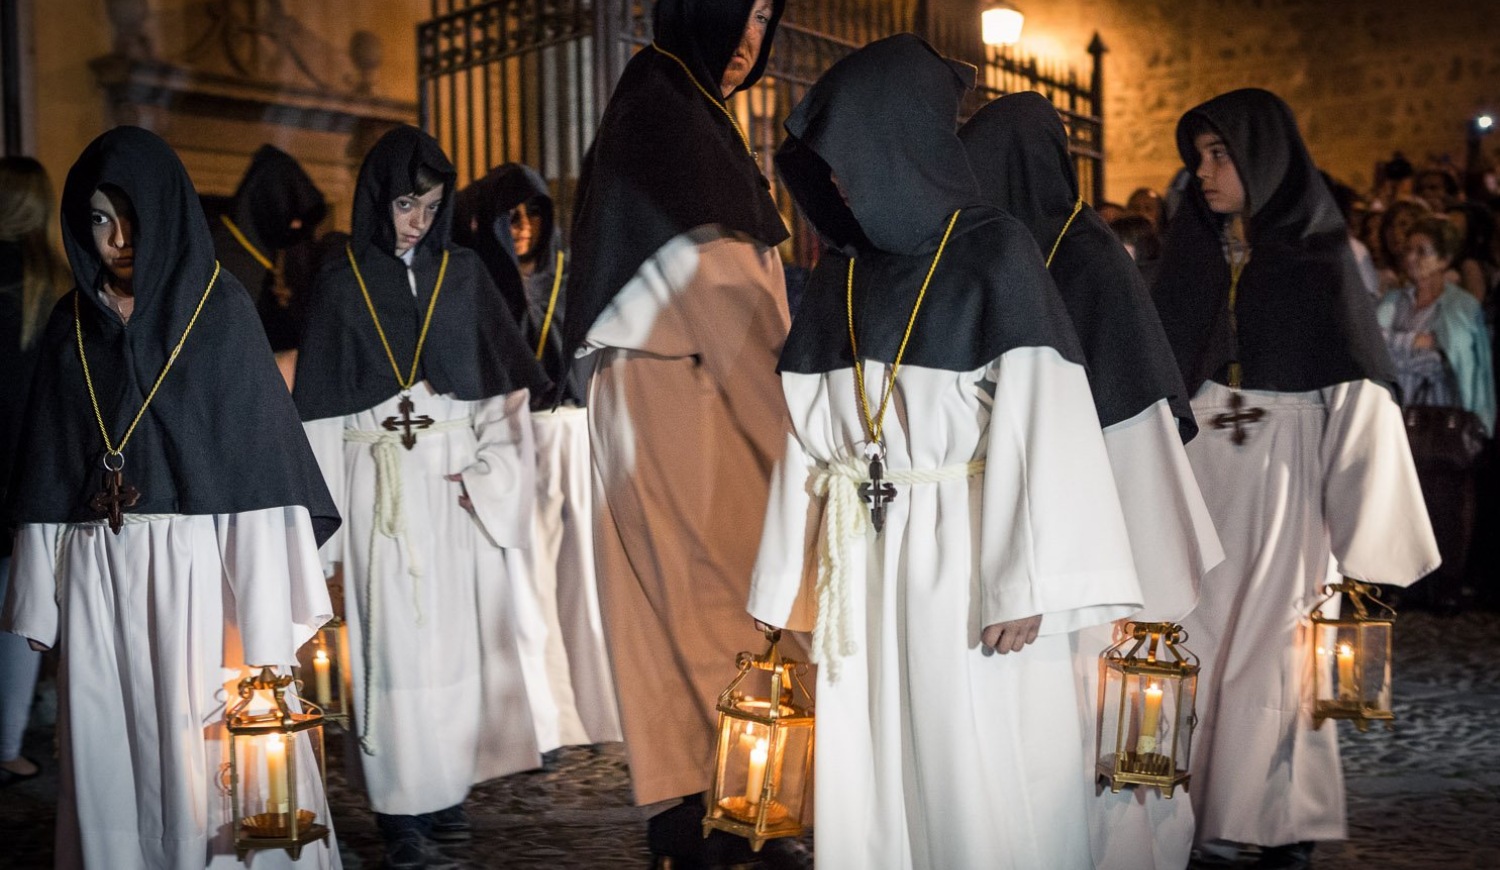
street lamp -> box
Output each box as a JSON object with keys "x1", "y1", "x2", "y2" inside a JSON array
[{"x1": 981, "y1": 3, "x2": 1025, "y2": 47}]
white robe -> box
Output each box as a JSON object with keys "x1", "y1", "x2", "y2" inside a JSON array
[
  {"x1": 304, "y1": 384, "x2": 540, "y2": 814},
  {"x1": 1182, "y1": 379, "x2": 1438, "y2": 848},
  {"x1": 751, "y1": 348, "x2": 1145, "y2": 870},
  {"x1": 1075, "y1": 399, "x2": 1224, "y2": 870},
  {"x1": 2, "y1": 508, "x2": 338, "y2": 870}
]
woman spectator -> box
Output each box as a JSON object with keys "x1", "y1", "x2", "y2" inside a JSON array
[
  {"x1": 1378, "y1": 198, "x2": 1432, "y2": 293},
  {"x1": 1446, "y1": 202, "x2": 1497, "y2": 304}
]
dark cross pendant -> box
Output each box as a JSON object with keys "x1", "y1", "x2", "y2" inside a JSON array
[
  {"x1": 858, "y1": 447, "x2": 897, "y2": 533},
  {"x1": 381, "y1": 394, "x2": 435, "y2": 450},
  {"x1": 1211, "y1": 391, "x2": 1266, "y2": 446},
  {"x1": 90, "y1": 469, "x2": 141, "y2": 535}
]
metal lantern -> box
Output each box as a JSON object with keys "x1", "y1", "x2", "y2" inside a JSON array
[
  {"x1": 1311, "y1": 579, "x2": 1396, "y2": 732},
  {"x1": 295, "y1": 618, "x2": 351, "y2": 725},
  {"x1": 1096, "y1": 622, "x2": 1199, "y2": 799},
  {"x1": 226, "y1": 666, "x2": 330, "y2": 860},
  {"x1": 703, "y1": 629, "x2": 814, "y2": 851}
]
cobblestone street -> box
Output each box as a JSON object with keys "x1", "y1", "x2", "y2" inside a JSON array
[{"x1": 3, "y1": 611, "x2": 1497, "y2": 869}]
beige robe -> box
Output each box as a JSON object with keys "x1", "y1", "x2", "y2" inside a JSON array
[{"x1": 584, "y1": 226, "x2": 794, "y2": 806}]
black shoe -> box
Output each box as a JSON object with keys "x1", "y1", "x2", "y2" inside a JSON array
[
  {"x1": 422, "y1": 803, "x2": 472, "y2": 842},
  {"x1": 376, "y1": 814, "x2": 429, "y2": 870},
  {"x1": 1257, "y1": 841, "x2": 1314, "y2": 869},
  {"x1": 648, "y1": 795, "x2": 761, "y2": 868}
]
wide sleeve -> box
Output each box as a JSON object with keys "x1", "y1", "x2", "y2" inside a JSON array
[
  {"x1": 2, "y1": 523, "x2": 61, "y2": 649},
  {"x1": 1101, "y1": 399, "x2": 1224, "y2": 623},
  {"x1": 749, "y1": 427, "x2": 821, "y2": 632},
  {"x1": 1321, "y1": 379, "x2": 1441, "y2": 587},
  {"x1": 461, "y1": 388, "x2": 536, "y2": 549},
  {"x1": 979, "y1": 346, "x2": 1143, "y2": 635},
  {"x1": 302, "y1": 416, "x2": 346, "y2": 575},
  {"x1": 218, "y1": 507, "x2": 333, "y2": 666}
]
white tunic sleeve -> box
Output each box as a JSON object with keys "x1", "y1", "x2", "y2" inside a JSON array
[
  {"x1": 979, "y1": 346, "x2": 1143, "y2": 635},
  {"x1": 1320, "y1": 379, "x2": 1440, "y2": 586},
  {"x1": 460, "y1": 388, "x2": 536, "y2": 549},
  {"x1": 749, "y1": 429, "x2": 821, "y2": 632},
  {"x1": 1102, "y1": 399, "x2": 1224, "y2": 622},
  {"x1": 2, "y1": 523, "x2": 61, "y2": 649},
  {"x1": 218, "y1": 506, "x2": 332, "y2": 666},
  {"x1": 303, "y1": 416, "x2": 346, "y2": 575}
]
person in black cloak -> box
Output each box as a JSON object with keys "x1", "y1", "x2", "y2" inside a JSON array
[
  {"x1": 209, "y1": 144, "x2": 327, "y2": 358},
  {"x1": 1, "y1": 125, "x2": 342, "y2": 868},
  {"x1": 293, "y1": 125, "x2": 547, "y2": 869},
  {"x1": 750, "y1": 34, "x2": 1145, "y2": 870},
  {"x1": 1151, "y1": 89, "x2": 1438, "y2": 869},
  {"x1": 957, "y1": 91, "x2": 1223, "y2": 870},
  {"x1": 561, "y1": 1, "x2": 803, "y2": 865},
  {"x1": 453, "y1": 163, "x2": 622, "y2": 757}
]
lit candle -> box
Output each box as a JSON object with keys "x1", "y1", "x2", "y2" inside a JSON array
[
  {"x1": 1337, "y1": 643, "x2": 1357, "y2": 700},
  {"x1": 745, "y1": 737, "x2": 769, "y2": 804},
  {"x1": 1136, "y1": 682, "x2": 1163, "y2": 755},
  {"x1": 313, "y1": 649, "x2": 332, "y2": 708},
  {"x1": 265, "y1": 733, "x2": 289, "y2": 815}
]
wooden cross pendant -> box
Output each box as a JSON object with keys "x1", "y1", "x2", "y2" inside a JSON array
[
  {"x1": 381, "y1": 394, "x2": 435, "y2": 450},
  {"x1": 90, "y1": 468, "x2": 141, "y2": 535},
  {"x1": 858, "y1": 446, "x2": 897, "y2": 533},
  {"x1": 1211, "y1": 391, "x2": 1266, "y2": 446}
]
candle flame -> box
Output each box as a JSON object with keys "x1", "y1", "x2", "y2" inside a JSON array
[
  {"x1": 314, "y1": 649, "x2": 329, "y2": 663},
  {"x1": 1338, "y1": 643, "x2": 1354, "y2": 657}
]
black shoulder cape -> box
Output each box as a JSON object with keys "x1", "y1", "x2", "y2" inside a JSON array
[
  {"x1": 293, "y1": 126, "x2": 545, "y2": 421},
  {"x1": 1152, "y1": 88, "x2": 1394, "y2": 395},
  {"x1": 562, "y1": 0, "x2": 789, "y2": 379},
  {"x1": 7, "y1": 126, "x2": 339, "y2": 542},
  {"x1": 959, "y1": 92, "x2": 1197, "y2": 439},
  {"x1": 776, "y1": 34, "x2": 1081, "y2": 375}
]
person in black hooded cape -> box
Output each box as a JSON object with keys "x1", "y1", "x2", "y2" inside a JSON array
[
  {"x1": 1152, "y1": 89, "x2": 1437, "y2": 867},
  {"x1": 958, "y1": 91, "x2": 1224, "y2": 870},
  {"x1": 562, "y1": 3, "x2": 804, "y2": 864},
  {"x1": 1, "y1": 125, "x2": 341, "y2": 869},
  {"x1": 293, "y1": 125, "x2": 548, "y2": 868},
  {"x1": 209, "y1": 144, "x2": 328, "y2": 356},
  {"x1": 750, "y1": 34, "x2": 1145, "y2": 870},
  {"x1": 454, "y1": 163, "x2": 622, "y2": 755}
]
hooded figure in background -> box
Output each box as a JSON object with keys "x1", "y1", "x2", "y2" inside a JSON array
[
  {"x1": 753, "y1": 35, "x2": 1144, "y2": 870},
  {"x1": 3, "y1": 125, "x2": 340, "y2": 869},
  {"x1": 454, "y1": 163, "x2": 622, "y2": 758},
  {"x1": 562, "y1": 0, "x2": 802, "y2": 864},
  {"x1": 958, "y1": 91, "x2": 1223, "y2": 870},
  {"x1": 1153, "y1": 88, "x2": 1437, "y2": 867},
  {"x1": 294, "y1": 125, "x2": 547, "y2": 869}
]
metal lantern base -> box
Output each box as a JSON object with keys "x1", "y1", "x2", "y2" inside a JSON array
[{"x1": 1096, "y1": 751, "x2": 1191, "y2": 799}]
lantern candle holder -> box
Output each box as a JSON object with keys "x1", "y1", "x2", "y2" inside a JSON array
[
  {"x1": 1096, "y1": 622, "x2": 1199, "y2": 799},
  {"x1": 1312, "y1": 579, "x2": 1395, "y2": 732},
  {"x1": 226, "y1": 666, "x2": 330, "y2": 860},
  {"x1": 296, "y1": 618, "x2": 351, "y2": 726},
  {"x1": 703, "y1": 628, "x2": 814, "y2": 851}
]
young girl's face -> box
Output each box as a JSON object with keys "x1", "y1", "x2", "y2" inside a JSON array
[
  {"x1": 1193, "y1": 132, "x2": 1246, "y2": 216},
  {"x1": 89, "y1": 187, "x2": 135, "y2": 284},
  {"x1": 391, "y1": 185, "x2": 445, "y2": 256}
]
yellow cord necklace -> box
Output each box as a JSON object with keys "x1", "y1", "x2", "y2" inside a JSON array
[
  {"x1": 534, "y1": 250, "x2": 565, "y2": 360},
  {"x1": 1045, "y1": 198, "x2": 1085, "y2": 268}
]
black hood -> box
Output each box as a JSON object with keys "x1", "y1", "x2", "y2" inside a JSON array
[{"x1": 229, "y1": 144, "x2": 326, "y2": 252}]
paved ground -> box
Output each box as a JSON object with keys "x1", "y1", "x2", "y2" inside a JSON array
[{"x1": 3, "y1": 610, "x2": 1498, "y2": 868}]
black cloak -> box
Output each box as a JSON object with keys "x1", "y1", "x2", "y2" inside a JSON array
[
  {"x1": 959, "y1": 92, "x2": 1198, "y2": 440},
  {"x1": 7, "y1": 126, "x2": 339, "y2": 543},
  {"x1": 208, "y1": 144, "x2": 327, "y2": 351},
  {"x1": 775, "y1": 34, "x2": 1083, "y2": 376},
  {"x1": 1151, "y1": 88, "x2": 1394, "y2": 395},
  {"x1": 562, "y1": 0, "x2": 790, "y2": 380},
  {"x1": 293, "y1": 126, "x2": 546, "y2": 422},
  {"x1": 453, "y1": 163, "x2": 585, "y2": 407}
]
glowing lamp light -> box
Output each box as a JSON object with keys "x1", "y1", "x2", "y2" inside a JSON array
[
  {"x1": 981, "y1": 3, "x2": 1025, "y2": 47},
  {"x1": 1477, "y1": 115, "x2": 1494, "y2": 131},
  {"x1": 225, "y1": 667, "x2": 330, "y2": 860},
  {"x1": 1096, "y1": 622, "x2": 1199, "y2": 799},
  {"x1": 1311, "y1": 579, "x2": 1396, "y2": 731}
]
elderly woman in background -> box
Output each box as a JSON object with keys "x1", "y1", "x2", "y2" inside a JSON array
[{"x1": 1377, "y1": 198, "x2": 1433, "y2": 293}]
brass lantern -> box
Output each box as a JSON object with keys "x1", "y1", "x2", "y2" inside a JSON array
[
  {"x1": 1096, "y1": 622, "x2": 1199, "y2": 799},
  {"x1": 1311, "y1": 579, "x2": 1395, "y2": 732},
  {"x1": 702, "y1": 629, "x2": 814, "y2": 851},
  {"x1": 296, "y1": 618, "x2": 351, "y2": 726},
  {"x1": 226, "y1": 666, "x2": 330, "y2": 860}
]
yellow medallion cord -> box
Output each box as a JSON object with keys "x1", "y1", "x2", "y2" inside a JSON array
[
  {"x1": 650, "y1": 42, "x2": 753, "y2": 157},
  {"x1": 346, "y1": 244, "x2": 450, "y2": 391},
  {"x1": 1045, "y1": 197, "x2": 1085, "y2": 268},
  {"x1": 1226, "y1": 252, "x2": 1250, "y2": 389},
  {"x1": 219, "y1": 215, "x2": 275, "y2": 271},
  {"x1": 75, "y1": 261, "x2": 221, "y2": 462},
  {"x1": 846, "y1": 209, "x2": 962, "y2": 448},
  {"x1": 534, "y1": 250, "x2": 565, "y2": 360}
]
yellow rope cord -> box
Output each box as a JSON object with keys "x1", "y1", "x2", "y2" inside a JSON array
[
  {"x1": 1226, "y1": 253, "x2": 1250, "y2": 390},
  {"x1": 75, "y1": 262, "x2": 221, "y2": 460},
  {"x1": 346, "y1": 245, "x2": 451, "y2": 391},
  {"x1": 846, "y1": 209, "x2": 962, "y2": 447},
  {"x1": 650, "y1": 42, "x2": 753, "y2": 157},
  {"x1": 1045, "y1": 197, "x2": 1085, "y2": 268},
  {"x1": 219, "y1": 215, "x2": 275, "y2": 271},
  {"x1": 534, "y1": 250, "x2": 565, "y2": 360}
]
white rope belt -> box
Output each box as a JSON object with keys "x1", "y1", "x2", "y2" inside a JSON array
[
  {"x1": 343, "y1": 416, "x2": 472, "y2": 754},
  {"x1": 809, "y1": 457, "x2": 985, "y2": 680}
]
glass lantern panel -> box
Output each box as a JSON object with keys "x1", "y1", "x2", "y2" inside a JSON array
[
  {"x1": 1097, "y1": 660, "x2": 1128, "y2": 768},
  {"x1": 717, "y1": 718, "x2": 811, "y2": 828},
  {"x1": 1358, "y1": 622, "x2": 1393, "y2": 712},
  {"x1": 232, "y1": 732, "x2": 298, "y2": 824},
  {"x1": 1172, "y1": 670, "x2": 1197, "y2": 772},
  {"x1": 1312, "y1": 622, "x2": 1347, "y2": 705},
  {"x1": 296, "y1": 625, "x2": 347, "y2": 718}
]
